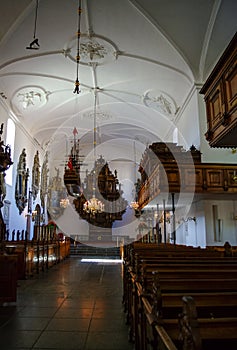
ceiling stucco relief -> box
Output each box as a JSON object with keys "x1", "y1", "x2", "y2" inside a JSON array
[
  {"x1": 65, "y1": 34, "x2": 118, "y2": 66},
  {"x1": 83, "y1": 109, "x2": 113, "y2": 122},
  {"x1": 142, "y1": 89, "x2": 179, "y2": 119},
  {"x1": 11, "y1": 85, "x2": 49, "y2": 117}
]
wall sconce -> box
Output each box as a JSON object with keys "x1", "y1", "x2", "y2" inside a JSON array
[
  {"x1": 32, "y1": 210, "x2": 37, "y2": 221},
  {"x1": 232, "y1": 171, "x2": 237, "y2": 183},
  {"x1": 182, "y1": 216, "x2": 196, "y2": 222},
  {"x1": 231, "y1": 149, "x2": 237, "y2": 182},
  {"x1": 178, "y1": 216, "x2": 196, "y2": 225},
  {"x1": 158, "y1": 211, "x2": 171, "y2": 224},
  {"x1": 60, "y1": 198, "x2": 69, "y2": 208}
]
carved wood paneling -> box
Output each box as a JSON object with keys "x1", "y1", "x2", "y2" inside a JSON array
[
  {"x1": 138, "y1": 142, "x2": 237, "y2": 208},
  {"x1": 200, "y1": 32, "x2": 237, "y2": 148},
  {"x1": 225, "y1": 61, "x2": 237, "y2": 114},
  {"x1": 138, "y1": 163, "x2": 237, "y2": 208}
]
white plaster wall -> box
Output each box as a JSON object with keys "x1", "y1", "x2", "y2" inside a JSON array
[
  {"x1": 1, "y1": 103, "x2": 44, "y2": 240},
  {"x1": 174, "y1": 87, "x2": 200, "y2": 149},
  {"x1": 56, "y1": 202, "x2": 89, "y2": 239},
  {"x1": 173, "y1": 199, "x2": 237, "y2": 248},
  {"x1": 204, "y1": 199, "x2": 237, "y2": 246}
]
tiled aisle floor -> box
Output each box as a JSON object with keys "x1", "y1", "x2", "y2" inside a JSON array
[{"x1": 0, "y1": 257, "x2": 134, "y2": 350}]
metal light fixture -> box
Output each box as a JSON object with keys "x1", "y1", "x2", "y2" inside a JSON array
[
  {"x1": 60, "y1": 198, "x2": 69, "y2": 208},
  {"x1": 130, "y1": 141, "x2": 139, "y2": 213},
  {"x1": 83, "y1": 196, "x2": 104, "y2": 214},
  {"x1": 83, "y1": 89, "x2": 105, "y2": 215},
  {"x1": 31, "y1": 210, "x2": 38, "y2": 222},
  {"x1": 232, "y1": 171, "x2": 237, "y2": 183},
  {"x1": 26, "y1": 0, "x2": 40, "y2": 50},
  {"x1": 73, "y1": 0, "x2": 82, "y2": 94},
  {"x1": 130, "y1": 201, "x2": 139, "y2": 210},
  {"x1": 64, "y1": 93, "x2": 127, "y2": 237}
]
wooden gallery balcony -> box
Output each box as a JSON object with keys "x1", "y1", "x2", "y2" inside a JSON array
[{"x1": 138, "y1": 142, "x2": 237, "y2": 208}]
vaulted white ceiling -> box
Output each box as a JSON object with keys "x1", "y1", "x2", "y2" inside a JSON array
[{"x1": 0, "y1": 0, "x2": 236, "y2": 169}]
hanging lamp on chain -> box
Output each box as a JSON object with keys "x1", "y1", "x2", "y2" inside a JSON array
[
  {"x1": 130, "y1": 140, "x2": 139, "y2": 211},
  {"x1": 83, "y1": 89, "x2": 105, "y2": 214},
  {"x1": 73, "y1": 0, "x2": 82, "y2": 94},
  {"x1": 26, "y1": 0, "x2": 40, "y2": 50}
]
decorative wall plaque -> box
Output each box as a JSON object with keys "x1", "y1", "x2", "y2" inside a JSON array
[
  {"x1": 40, "y1": 151, "x2": 49, "y2": 211},
  {"x1": 15, "y1": 148, "x2": 29, "y2": 214},
  {"x1": 32, "y1": 150, "x2": 40, "y2": 201},
  {"x1": 47, "y1": 167, "x2": 67, "y2": 219}
]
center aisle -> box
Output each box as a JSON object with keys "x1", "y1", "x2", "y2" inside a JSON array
[{"x1": 0, "y1": 257, "x2": 134, "y2": 350}]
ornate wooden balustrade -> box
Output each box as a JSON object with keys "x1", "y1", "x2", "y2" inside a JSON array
[{"x1": 138, "y1": 142, "x2": 237, "y2": 208}]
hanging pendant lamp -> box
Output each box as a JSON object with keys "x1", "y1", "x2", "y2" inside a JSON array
[
  {"x1": 26, "y1": 0, "x2": 40, "y2": 50},
  {"x1": 73, "y1": 0, "x2": 82, "y2": 94},
  {"x1": 83, "y1": 89, "x2": 105, "y2": 215}
]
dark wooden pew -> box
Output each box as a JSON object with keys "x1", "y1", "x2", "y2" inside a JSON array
[
  {"x1": 129, "y1": 270, "x2": 237, "y2": 346},
  {"x1": 124, "y1": 243, "x2": 225, "y2": 274},
  {"x1": 164, "y1": 296, "x2": 237, "y2": 350},
  {"x1": 123, "y1": 256, "x2": 237, "y2": 319},
  {"x1": 123, "y1": 242, "x2": 237, "y2": 349},
  {"x1": 137, "y1": 278, "x2": 237, "y2": 350},
  {"x1": 142, "y1": 295, "x2": 237, "y2": 350},
  {"x1": 139, "y1": 265, "x2": 237, "y2": 292},
  {"x1": 0, "y1": 254, "x2": 18, "y2": 305},
  {"x1": 133, "y1": 255, "x2": 237, "y2": 272},
  {"x1": 125, "y1": 245, "x2": 237, "y2": 349}
]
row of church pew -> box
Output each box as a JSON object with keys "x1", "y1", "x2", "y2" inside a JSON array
[
  {"x1": 0, "y1": 238, "x2": 70, "y2": 305},
  {"x1": 4, "y1": 237, "x2": 71, "y2": 279},
  {"x1": 123, "y1": 242, "x2": 237, "y2": 350}
]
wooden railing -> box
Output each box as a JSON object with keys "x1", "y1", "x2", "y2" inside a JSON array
[{"x1": 138, "y1": 163, "x2": 237, "y2": 208}]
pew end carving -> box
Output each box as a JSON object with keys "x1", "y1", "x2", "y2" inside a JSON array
[{"x1": 178, "y1": 296, "x2": 202, "y2": 350}]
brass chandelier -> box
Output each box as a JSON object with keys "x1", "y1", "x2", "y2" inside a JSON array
[{"x1": 82, "y1": 89, "x2": 105, "y2": 215}]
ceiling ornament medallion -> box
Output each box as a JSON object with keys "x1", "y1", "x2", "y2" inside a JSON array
[
  {"x1": 142, "y1": 90, "x2": 179, "y2": 118},
  {"x1": 11, "y1": 86, "x2": 49, "y2": 116},
  {"x1": 83, "y1": 109, "x2": 113, "y2": 121},
  {"x1": 65, "y1": 34, "x2": 118, "y2": 65},
  {"x1": 80, "y1": 39, "x2": 107, "y2": 61}
]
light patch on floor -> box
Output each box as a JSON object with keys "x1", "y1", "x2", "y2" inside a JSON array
[{"x1": 81, "y1": 258, "x2": 123, "y2": 263}]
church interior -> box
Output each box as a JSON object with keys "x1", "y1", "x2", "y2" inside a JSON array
[{"x1": 0, "y1": 1, "x2": 237, "y2": 349}]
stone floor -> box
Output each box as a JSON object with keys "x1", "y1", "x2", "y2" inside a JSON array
[{"x1": 0, "y1": 257, "x2": 134, "y2": 350}]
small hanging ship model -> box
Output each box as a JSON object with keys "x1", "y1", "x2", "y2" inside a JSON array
[{"x1": 64, "y1": 127, "x2": 82, "y2": 197}]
